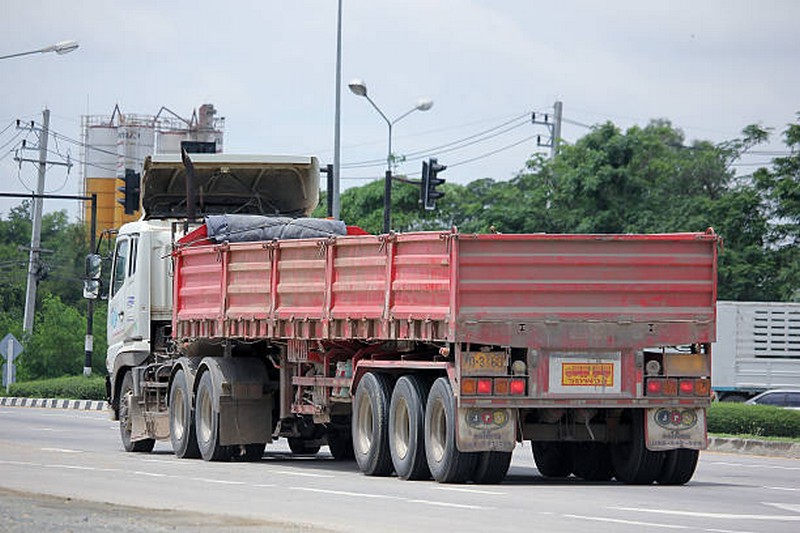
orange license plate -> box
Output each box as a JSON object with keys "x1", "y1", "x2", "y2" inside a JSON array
[{"x1": 561, "y1": 362, "x2": 615, "y2": 387}]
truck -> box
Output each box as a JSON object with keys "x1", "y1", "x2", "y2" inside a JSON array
[
  {"x1": 103, "y1": 152, "x2": 719, "y2": 485},
  {"x1": 712, "y1": 300, "x2": 800, "y2": 401}
]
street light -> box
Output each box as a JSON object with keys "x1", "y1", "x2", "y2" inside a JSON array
[
  {"x1": 0, "y1": 40, "x2": 79, "y2": 61},
  {"x1": 348, "y1": 79, "x2": 433, "y2": 233}
]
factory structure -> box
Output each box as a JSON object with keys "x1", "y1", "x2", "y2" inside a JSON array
[{"x1": 81, "y1": 103, "x2": 224, "y2": 235}]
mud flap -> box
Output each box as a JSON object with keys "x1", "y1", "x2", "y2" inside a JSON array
[
  {"x1": 645, "y1": 407, "x2": 707, "y2": 451},
  {"x1": 456, "y1": 407, "x2": 516, "y2": 452}
]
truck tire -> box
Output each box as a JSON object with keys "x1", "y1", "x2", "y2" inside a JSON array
[
  {"x1": 241, "y1": 442, "x2": 266, "y2": 461},
  {"x1": 571, "y1": 442, "x2": 613, "y2": 481},
  {"x1": 169, "y1": 369, "x2": 200, "y2": 459},
  {"x1": 352, "y1": 372, "x2": 393, "y2": 476},
  {"x1": 610, "y1": 411, "x2": 664, "y2": 484},
  {"x1": 532, "y1": 442, "x2": 571, "y2": 478},
  {"x1": 424, "y1": 377, "x2": 477, "y2": 483},
  {"x1": 472, "y1": 451, "x2": 512, "y2": 484},
  {"x1": 389, "y1": 375, "x2": 431, "y2": 480},
  {"x1": 195, "y1": 371, "x2": 231, "y2": 461},
  {"x1": 327, "y1": 426, "x2": 354, "y2": 460},
  {"x1": 657, "y1": 449, "x2": 699, "y2": 485},
  {"x1": 119, "y1": 371, "x2": 155, "y2": 453},
  {"x1": 288, "y1": 438, "x2": 321, "y2": 455}
]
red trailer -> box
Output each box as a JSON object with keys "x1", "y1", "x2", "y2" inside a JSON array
[{"x1": 165, "y1": 227, "x2": 718, "y2": 484}]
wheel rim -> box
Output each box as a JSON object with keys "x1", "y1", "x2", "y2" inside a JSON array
[
  {"x1": 428, "y1": 397, "x2": 446, "y2": 463},
  {"x1": 392, "y1": 397, "x2": 410, "y2": 460},
  {"x1": 355, "y1": 392, "x2": 374, "y2": 455},
  {"x1": 172, "y1": 387, "x2": 185, "y2": 441},
  {"x1": 197, "y1": 385, "x2": 212, "y2": 444}
]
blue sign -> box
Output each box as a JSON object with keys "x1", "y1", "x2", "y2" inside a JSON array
[{"x1": 1, "y1": 333, "x2": 24, "y2": 361}]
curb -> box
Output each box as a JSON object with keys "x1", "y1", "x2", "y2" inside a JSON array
[
  {"x1": 707, "y1": 436, "x2": 800, "y2": 459},
  {"x1": 0, "y1": 397, "x2": 108, "y2": 411}
]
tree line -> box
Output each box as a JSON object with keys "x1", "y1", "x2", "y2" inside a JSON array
[{"x1": 2, "y1": 115, "x2": 798, "y2": 380}]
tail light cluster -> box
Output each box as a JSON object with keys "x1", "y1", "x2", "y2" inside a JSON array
[
  {"x1": 646, "y1": 377, "x2": 710, "y2": 397},
  {"x1": 462, "y1": 377, "x2": 526, "y2": 396}
]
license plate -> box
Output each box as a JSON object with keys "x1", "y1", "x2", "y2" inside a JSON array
[
  {"x1": 461, "y1": 350, "x2": 508, "y2": 376},
  {"x1": 645, "y1": 407, "x2": 707, "y2": 451},
  {"x1": 549, "y1": 353, "x2": 622, "y2": 394},
  {"x1": 562, "y1": 362, "x2": 614, "y2": 387}
]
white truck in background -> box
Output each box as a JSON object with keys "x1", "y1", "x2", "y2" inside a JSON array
[{"x1": 712, "y1": 301, "x2": 800, "y2": 401}]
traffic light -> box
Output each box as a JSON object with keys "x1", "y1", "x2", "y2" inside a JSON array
[
  {"x1": 117, "y1": 168, "x2": 140, "y2": 215},
  {"x1": 420, "y1": 157, "x2": 446, "y2": 210}
]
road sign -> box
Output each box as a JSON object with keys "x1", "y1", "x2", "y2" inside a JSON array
[{"x1": 1, "y1": 333, "x2": 24, "y2": 361}]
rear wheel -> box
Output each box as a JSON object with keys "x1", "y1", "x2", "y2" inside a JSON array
[
  {"x1": 657, "y1": 449, "x2": 699, "y2": 485},
  {"x1": 424, "y1": 377, "x2": 477, "y2": 483},
  {"x1": 532, "y1": 442, "x2": 571, "y2": 478},
  {"x1": 288, "y1": 438, "x2": 321, "y2": 455},
  {"x1": 195, "y1": 372, "x2": 231, "y2": 461},
  {"x1": 352, "y1": 372, "x2": 393, "y2": 476},
  {"x1": 327, "y1": 426, "x2": 354, "y2": 460},
  {"x1": 472, "y1": 451, "x2": 512, "y2": 484},
  {"x1": 119, "y1": 371, "x2": 155, "y2": 453},
  {"x1": 240, "y1": 442, "x2": 266, "y2": 461},
  {"x1": 610, "y1": 411, "x2": 664, "y2": 484},
  {"x1": 389, "y1": 375, "x2": 430, "y2": 480},
  {"x1": 169, "y1": 369, "x2": 200, "y2": 459},
  {"x1": 571, "y1": 442, "x2": 613, "y2": 481}
]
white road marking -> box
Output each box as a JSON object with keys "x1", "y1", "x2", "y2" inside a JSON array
[
  {"x1": 709, "y1": 461, "x2": 800, "y2": 472},
  {"x1": 132, "y1": 471, "x2": 169, "y2": 478},
  {"x1": 275, "y1": 469, "x2": 334, "y2": 478},
  {"x1": 254, "y1": 483, "x2": 277, "y2": 488},
  {"x1": 290, "y1": 487, "x2": 396, "y2": 499},
  {"x1": 190, "y1": 477, "x2": 247, "y2": 485},
  {"x1": 764, "y1": 486, "x2": 800, "y2": 492},
  {"x1": 564, "y1": 514, "x2": 689, "y2": 529},
  {"x1": 762, "y1": 502, "x2": 800, "y2": 514},
  {"x1": 45, "y1": 464, "x2": 97, "y2": 471},
  {"x1": 40, "y1": 447, "x2": 82, "y2": 453},
  {"x1": 612, "y1": 506, "x2": 800, "y2": 521},
  {"x1": 0, "y1": 459, "x2": 37, "y2": 467},
  {"x1": 432, "y1": 486, "x2": 506, "y2": 495},
  {"x1": 407, "y1": 500, "x2": 494, "y2": 510}
]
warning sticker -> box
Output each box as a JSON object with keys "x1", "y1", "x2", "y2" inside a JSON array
[
  {"x1": 561, "y1": 363, "x2": 615, "y2": 387},
  {"x1": 548, "y1": 353, "x2": 622, "y2": 395}
]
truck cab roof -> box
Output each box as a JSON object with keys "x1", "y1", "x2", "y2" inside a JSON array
[{"x1": 141, "y1": 154, "x2": 320, "y2": 220}]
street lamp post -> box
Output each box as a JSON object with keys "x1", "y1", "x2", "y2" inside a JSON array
[
  {"x1": 0, "y1": 40, "x2": 79, "y2": 61},
  {"x1": 348, "y1": 79, "x2": 432, "y2": 233}
]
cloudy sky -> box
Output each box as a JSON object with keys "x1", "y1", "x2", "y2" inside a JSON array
[{"x1": 1, "y1": 0, "x2": 798, "y2": 218}]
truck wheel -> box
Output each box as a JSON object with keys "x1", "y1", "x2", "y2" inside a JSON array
[
  {"x1": 352, "y1": 372, "x2": 393, "y2": 476},
  {"x1": 327, "y1": 426, "x2": 354, "y2": 460},
  {"x1": 288, "y1": 438, "x2": 321, "y2": 455},
  {"x1": 610, "y1": 411, "x2": 664, "y2": 484},
  {"x1": 195, "y1": 372, "x2": 231, "y2": 461},
  {"x1": 169, "y1": 369, "x2": 200, "y2": 459},
  {"x1": 389, "y1": 375, "x2": 431, "y2": 480},
  {"x1": 472, "y1": 451, "x2": 512, "y2": 484},
  {"x1": 657, "y1": 449, "x2": 699, "y2": 485},
  {"x1": 532, "y1": 442, "x2": 571, "y2": 478},
  {"x1": 241, "y1": 442, "x2": 266, "y2": 461},
  {"x1": 571, "y1": 442, "x2": 613, "y2": 481},
  {"x1": 425, "y1": 377, "x2": 477, "y2": 483},
  {"x1": 119, "y1": 371, "x2": 155, "y2": 453}
]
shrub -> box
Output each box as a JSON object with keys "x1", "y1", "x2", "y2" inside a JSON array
[
  {"x1": 708, "y1": 402, "x2": 800, "y2": 438},
  {"x1": 4, "y1": 375, "x2": 106, "y2": 401}
]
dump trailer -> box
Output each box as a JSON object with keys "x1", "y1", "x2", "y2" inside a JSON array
[
  {"x1": 106, "y1": 153, "x2": 719, "y2": 485},
  {"x1": 712, "y1": 301, "x2": 800, "y2": 401}
]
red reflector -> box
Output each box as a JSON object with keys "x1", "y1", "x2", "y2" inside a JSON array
[
  {"x1": 510, "y1": 378, "x2": 526, "y2": 395},
  {"x1": 647, "y1": 379, "x2": 663, "y2": 395},
  {"x1": 679, "y1": 379, "x2": 694, "y2": 395},
  {"x1": 477, "y1": 379, "x2": 492, "y2": 395}
]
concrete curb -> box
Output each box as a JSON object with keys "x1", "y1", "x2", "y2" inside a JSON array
[
  {"x1": 707, "y1": 436, "x2": 800, "y2": 459},
  {"x1": 0, "y1": 397, "x2": 108, "y2": 411}
]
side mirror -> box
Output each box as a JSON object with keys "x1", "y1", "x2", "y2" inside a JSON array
[
  {"x1": 83, "y1": 279, "x2": 100, "y2": 300},
  {"x1": 86, "y1": 254, "x2": 102, "y2": 280}
]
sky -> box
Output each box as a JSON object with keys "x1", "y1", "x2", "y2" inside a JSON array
[{"x1": 1, "y1": 0, "x2": 798, "y2": 219}]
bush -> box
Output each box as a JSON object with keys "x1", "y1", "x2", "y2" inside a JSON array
[
  {"x1": 3, "y1": 375, "x2": 106, "y2": 401},
  {"x1": 708, "y1": 402, "x2": 800, "y2": 438}
]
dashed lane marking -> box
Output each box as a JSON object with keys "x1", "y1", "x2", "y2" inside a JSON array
[
  {"x1": 708, "y1": 461, "x2": 800, "y2": 472},
  {"x1": 275, "y1": 469, "x2": 334, "y2": 478},
  {"x1": 290, "y1": 487, "x2": 396, "y2": 499},
  {"x1": 190, "y1": 478, "x2": 247, "y2": 485},
  {"x1": 40, "y1": 447, "x2": 82, "y2": 453},
  {"x1": 764, "y1": 486, "x2": 800, "y2": 492},
  {"x1": 563, "y1": 514, "x2": 689, "y2": 529},
  {"x1": 612, "y1": 506, "x2": 800, "y2": 521},
  {"x1": 432, "y1": 486, "x2": 506, "y2": 496},
  {"x1": 407, "y1": 500, "x2": 494, "y2": 510}
]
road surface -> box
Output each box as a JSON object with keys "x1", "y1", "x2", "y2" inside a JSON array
[{"x1": 1, "y1": 406, "x2": 799, "y2": 532}]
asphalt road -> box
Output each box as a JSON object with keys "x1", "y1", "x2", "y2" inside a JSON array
[{"x1": 1, "y1": 406, "x2": 799, "y2": 533}]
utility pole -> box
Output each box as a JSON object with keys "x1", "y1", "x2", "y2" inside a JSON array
[
  {"x1": 332, "y1": 0, "x2": 343, "y2": 220},
  {"x1": 532, "y1": 100, "x2": 564, "y2": 160},
  {"x1": 22, "y1": 108, "x2": 50, "y2": 335}
]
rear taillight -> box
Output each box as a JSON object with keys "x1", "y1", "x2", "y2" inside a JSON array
[
  {"x1": 679, "y1": 379, "x2": 695, "y2": 396},
  {"x1": 461, "y1": 378, "x2": 477, "y2": 395},
  {"x1": 647, "y1": 377, "x2": 710, "y2": 397},
  {"x1": 477, "y1": 379, "x2": 493, "y2": 395},
  {"x1": 510, "y1": 378, "x2": 526, "y2": 395},
  {"x1": 647, "y1": 379, "x2": 663, "y2": 395},
  {"x1": 493, "y1": 378, "x2": 510, "y2": 396},
  {"x1": 694, "y1": 378, "x2": 711, "y2": 396}
]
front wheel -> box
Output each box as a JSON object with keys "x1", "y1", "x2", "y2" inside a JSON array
[
  {"x1": 169, "y1": 369, "x2": 200, "y2": 459},
  {"x1": 195, "y1": 372, "x2": 231, "y2": 461},
  {"x1": 424, "y1": 377, "x2": 477, "y2": 483},
  {"x1": 119, "y1": 371, "x2": 155, "y2": 453}
]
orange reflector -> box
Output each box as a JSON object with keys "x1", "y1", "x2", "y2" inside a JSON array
[
  {"x1": 664, "y1": 353, "x2": 710, "y2": 377},
  {"x1": 477, "y1": 379, "x2": 493, "y2": 395},
  {"x1": 694, "y1": 378, "x2": 711, "y2": 396},
  {"x1": 663, "y1": 378, "x2": 678, "y2": 396},
  {"x1": 461, "y1": 378, "x2": 477, "y2": 395},
  {"x1": 494, "y1": 378, "x2": 510, "y2": 396},
  {"x1": 647, "y1": 379, "x2": 663, "y2": 395},
  {"x1": 679, "y1": 379, "x2": 695, "y2": 395},
  {"x1": 510, "y1": 378, "x2": 526, "y2": 395}
]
